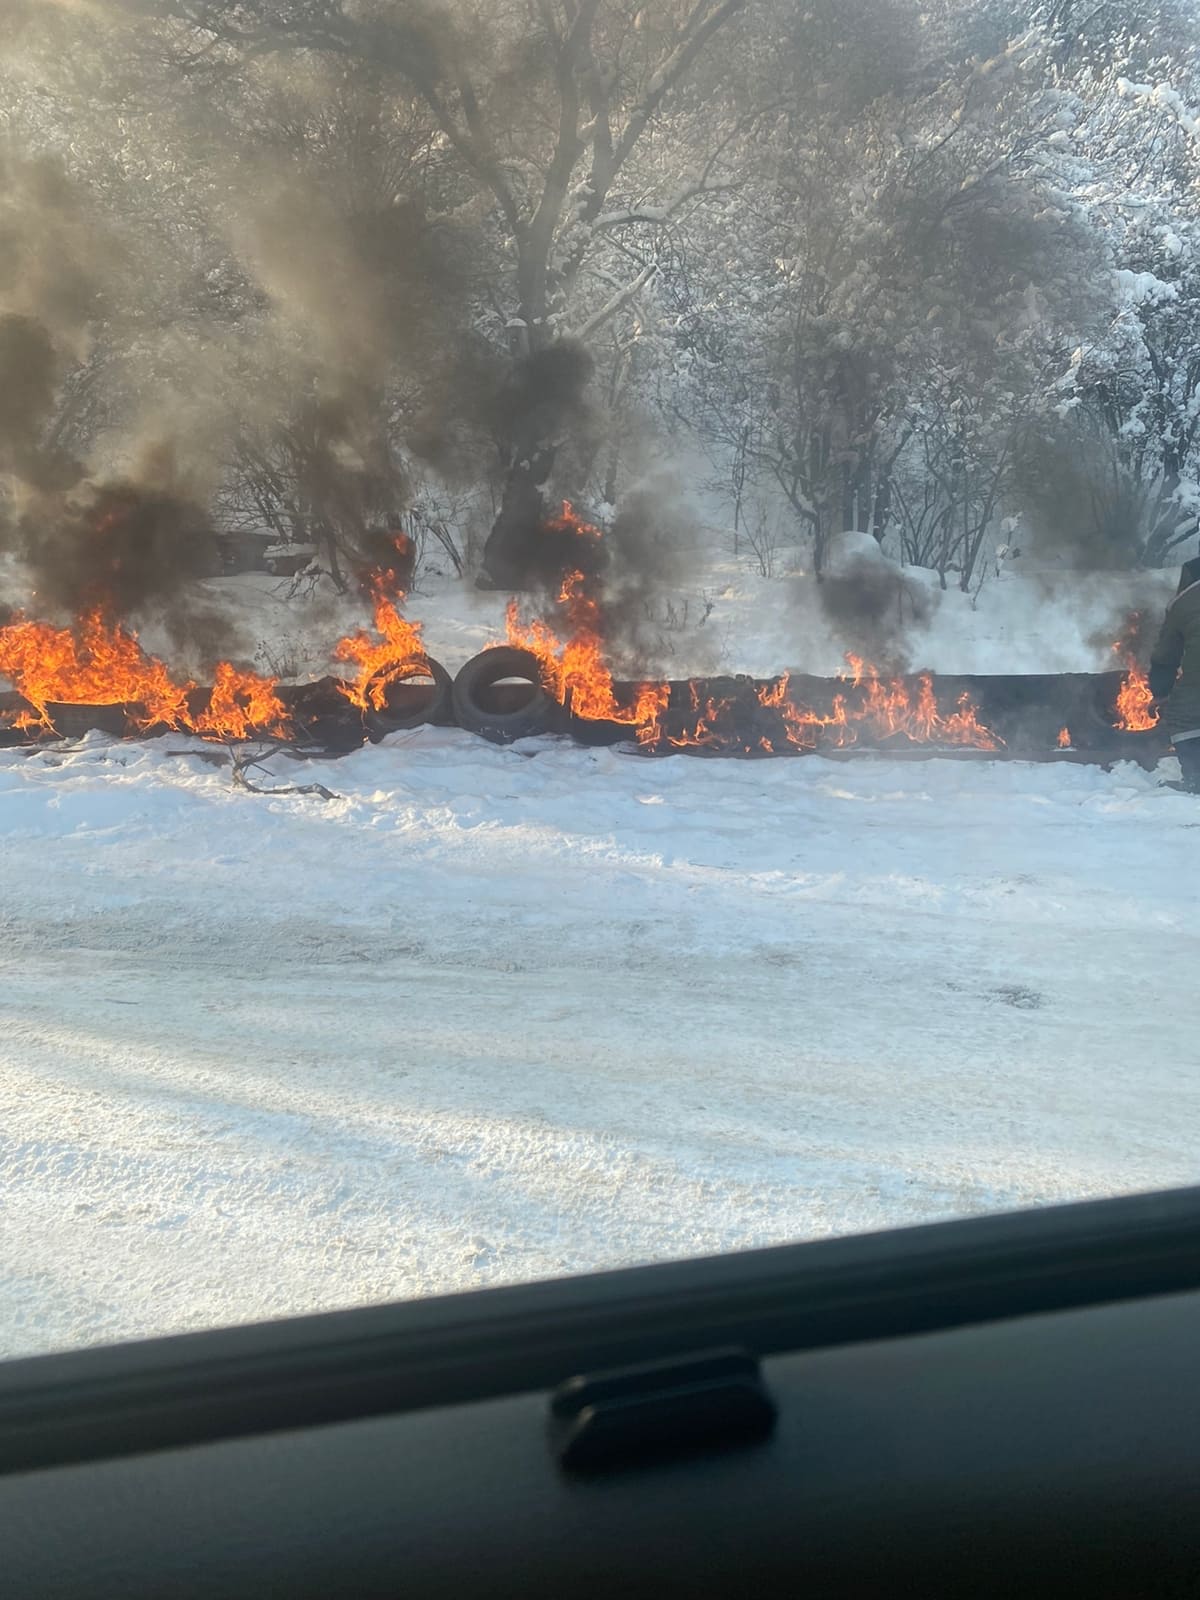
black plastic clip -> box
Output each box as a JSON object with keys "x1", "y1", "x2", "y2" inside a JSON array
[{"x1": 549, "y1": 1345, "x2": 777, "y2": 1474}]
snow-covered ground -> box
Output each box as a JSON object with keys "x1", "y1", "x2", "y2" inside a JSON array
[{"x1": 2, "y1": 727, "x2": 1198, "y2": 1360}]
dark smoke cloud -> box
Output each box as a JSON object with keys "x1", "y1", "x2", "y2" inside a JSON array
[
  {"x1": 0, "y1": 145, "x2": 109, "y2": 342},
  {"x1": 479, "y1": 341, "x2": 599, "y2": 588},
  {"x1": 0, "y1": 145, "x2": 225, "y2": 632},
  {"x1": 406, "y1": 342, "x2": 504, "y2": 483},
  {"x1": 0, "y1": 145, "x2": 106, "y2": 510},
  {"x1": 599, "y1": 478, "x2": 708, "y2": 670},
  {"x1": 0, "y1": 146, "x2": 124, "y2": 597},
  {"x1": 1085, "y1": 597, "x2": 1158, "y2": 662},
  {"x1": 0, "y1": 0, "x2": 500, "y2": 641},
  {"x1": 493, "y1": 491, "x2": 608, "y2": 596},
  {"x1": 490, "y1": 341, "x2": 595, "y2": 455},
  {"x1": 228, "y1": 179, "x2": 470, "y2": 558},
  {"x1": 0, "y1": 312, "x2": 80, "y2": 491},
  {"x1": 812, "y1": 554, "x2": 934, "y2": 670},
  {"x1": 17, "y1": 449, "x2": 219, "y2": 618},
  {"x1": 0, "y1": 103, "x2": 491, "y2": 653},
  {"x1": 0, "y1": 15, "x2": 611, "y2": 648},
  {"x1": 1011, "y1": 422, "x2": 1146, "y2": 571},
  {"x1": 511, "y1": 468, "x2": 719, "y2": 676}
]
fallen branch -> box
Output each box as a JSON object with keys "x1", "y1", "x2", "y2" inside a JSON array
[
  {"x1": 272, "y1": 745, "x2": 348, "y2": 763},
  {"x1": 230, "y1": 743, "x2": 340, "y2": 801},
  {"x1": 164, "y1": 741, "x2": 345, "y2": 766},
  {"x1": 165, "y1": 748, "x2": 230, "y2": 765}
]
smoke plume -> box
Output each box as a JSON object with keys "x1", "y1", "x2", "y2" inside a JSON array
[
  {"x1": 1011, "y1": 424, "x2": 1147, "y2": 572},
  {"x1": 813, "y1": 553, "x2": 934, "y2": 670},
  {"x1": 17, "y1": 447, "x2": 219, "y2": 614},
  {"x1": 478, "y1": 342, "x2": 599, "y2": 589},
  {"x1": 600, "y1": 473, "x2": 718, "y2": 672},
  {"x1": 0, "y1": 2, "x2": 495, "y2": 663}
]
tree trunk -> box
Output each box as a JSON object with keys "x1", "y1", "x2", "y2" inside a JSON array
[
  {"x1": 316, "y1": 519, "x2": 346, "y2": 593},
  {"x1": 479, "y1": 242, "x2": 560, "y2": 590},
  {"x1": 479, "y1": 445, "x2": 557, "y2": 590},
  {"x1": 871, "y1": 473, "x2": 892, "y2": 543}
]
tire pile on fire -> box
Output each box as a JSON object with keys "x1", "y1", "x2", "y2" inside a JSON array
[{"x1": 0, "y1": 510, "x2": 1169, "y2": 767}]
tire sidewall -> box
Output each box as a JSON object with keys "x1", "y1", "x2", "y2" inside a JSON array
[{"x1": 452, "y1": 648, "x2": 563, "y2": 744}]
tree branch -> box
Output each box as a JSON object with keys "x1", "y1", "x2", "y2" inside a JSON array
[
  {"x1": 231, "y1": 744, "x2": 339, "y2": 801},
  {"x1": 526, "y1": 0, "x2": 600, "y2": 254},
  {"x1": 573, "y1": 260, "x2": 659, "y2": 340},
  {"x1": 580, "y1": 0, "x2": 745, "y2": 221}
]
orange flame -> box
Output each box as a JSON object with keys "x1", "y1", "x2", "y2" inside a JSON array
[
  {"x1": 665, "y1": 681, "x2": 737, "y2": 749},
  {"x1": 0, "y1": 608, "x2": 192, "y2": 728},
  {"x1": 542, "y1": 501, "x2": 603, "y2": 545},
  {"x1": 0, "y1": 506, "x2": 1005, "y2": 759},
  {"x1": 504, "y1": 505, "x2": 670, "y2": 743},
  {"x1": 1057, "y1": 726, "x2": 1072, "y2": 749},
  {"x1": 1111, "y1": 613, "x2": 1159, "y2": 732},
  {"x1": 192, "y1": 660, "x2": 289, "y2": 741},
  {"x1": 505, "y1": 501, "x2": 998, "y2": 754},
  {"x1": 751, "y1": 662, "x2": 998, "y2": 751},
  {"x1": 333, "y1": 597, "x2": 428, "y2": 712},
  {"x1": 1114, "y1": 663, "x2": 1158, "y2": 731},
  {"x1": 0, "y1": 609, "x2": 289, "y2": 740},
  {"x1": 1, "y1": 706, "x2": 43, "y2": 733},
  {"x1": 333, "y1": 535, "x2": 430, "y2": 712},
  {"x1": 754, "y1": 672, "x2": 847, "y2": 749}
]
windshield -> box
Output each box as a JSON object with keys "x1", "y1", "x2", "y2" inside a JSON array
[{"x1": 2, "y1": 0, "x2": 1199, "y2": 1362}]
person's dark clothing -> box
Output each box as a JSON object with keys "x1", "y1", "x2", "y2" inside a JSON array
[
  {"x1": 1151, "y1": 559, "x2": 1200, "y2": 787},
  {"x1": 1150, "y1": 572, "x2": 1200, "y2": 732},
  {"x1": 1176, "y1": 737, "x2": 1200, "y2": 792}
]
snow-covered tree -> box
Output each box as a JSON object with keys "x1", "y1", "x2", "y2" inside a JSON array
[
  {"x1": 7, "y1": 0, "x2": 1200, "y2": 593},
  {"x1": 1039, "y1": 8, "x2": 1200, "y2": 564}
]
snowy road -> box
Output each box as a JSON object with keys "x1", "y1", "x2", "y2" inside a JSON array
[{"x1": 2, "y1": 730, "x2": 1198, "y2": 1359}]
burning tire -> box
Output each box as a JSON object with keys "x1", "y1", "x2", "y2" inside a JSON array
[
  {"x1": 364, "y1": 657, "x2": 454, "y2": 739},
  {"x1": 276, "y1": 678, "x2": 367, "y2": 753},
  {"x1": 45, "y1": 702, "x2": 137, "y2": 739},
  {"x1": 565, "y1": 711, "x2": 638, "y2": 747},
  {"x1": 451, "y1": 647, "x2": 562, "y2": 744}
]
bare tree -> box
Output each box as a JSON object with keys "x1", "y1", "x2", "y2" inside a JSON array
[{"x1": 141, "y1": 0, "x2": 746, "y2": 580}]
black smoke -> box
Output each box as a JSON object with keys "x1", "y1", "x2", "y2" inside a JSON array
[
  {"x1": 1010, "y1": 422, "x2": 1146, "y2": 571},
  {"x1": 0, "y1": 313, "x2": 80, "y2": 491},
  {"x1": 17, "y1": 471, "x2": 219, "y2": 618},
  {"x1": 598, "y1": 480, "x2": 707, "y2": 668},
  {"x1": 489, "y1": 341, "x2": 595, "y2": 456},
  {"x1": 814, "y1": 553, "x2": 934, "y2": 669},
  {"x1": 479, "y1": 341, "x2": 597, "y2": 589}
]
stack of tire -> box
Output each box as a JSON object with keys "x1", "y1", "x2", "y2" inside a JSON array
[{"x1": 450, "y1": 648, "x2": 564, "y2": 744}]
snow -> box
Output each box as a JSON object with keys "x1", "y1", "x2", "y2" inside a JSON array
[
  {"x1": 1162, "y1": 229, "x2": 1185, "y2": 259},
  {"x1": 1, "y1": 535, "x2": 1195, "y2": 1358},
  {"x1": 1115, "y1": 267, "x2": 1179, "y2": 308},
  {"x1": 2, "y1": 727, "x2": 1199, "y2": 1359},
  {"x1": 1117, "y1": 77, "x2": 1200, "y2": 142}
]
